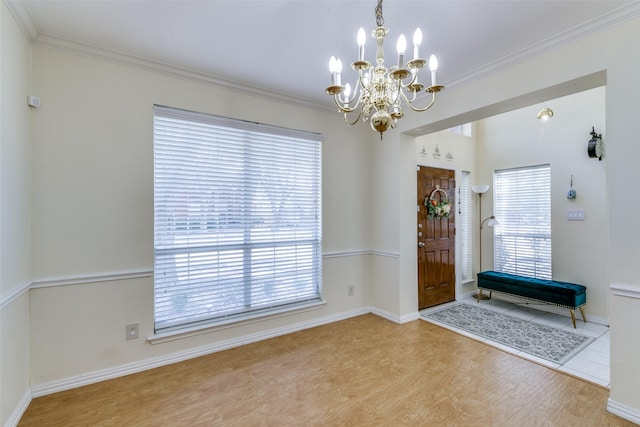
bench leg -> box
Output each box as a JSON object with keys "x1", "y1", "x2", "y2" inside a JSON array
[
  {"x1": 579, "y1": 306, "x2": 587, "y2": 323},
  {"x1": 570, "y1": 309, "x2": 577, "y2": 328}
]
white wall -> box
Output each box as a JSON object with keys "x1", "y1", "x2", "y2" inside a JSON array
[
  {"x1": 0, "y1": 2, "x2": 32, "y2": 425},
  {"x1": 476, "y1": 87, "x2": 608, "y2": 320},
  {"x1": 28, "y1": 46, "x2": 373, "y2": 386},
  {"x1": 4, "y1": 3, "x2": 640, "y2": 425},
  {"x1": 390, "y1": 14, "x2": 640, "y2": 420}
]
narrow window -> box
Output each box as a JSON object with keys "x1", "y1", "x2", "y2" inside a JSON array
[
  {"x1": 494, "y1": 165, "x2": 551, "y2": 279},
  {"x1": 459, "y1": 171, "x2": 472, "y2": 282},
  {"x1": 153, "y1": 106, "x2": 322, "y2": 333}
]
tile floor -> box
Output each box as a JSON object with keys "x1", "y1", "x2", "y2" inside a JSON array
[{"x1": 421, "y1": 296, "x2": 611, "y2": 387}]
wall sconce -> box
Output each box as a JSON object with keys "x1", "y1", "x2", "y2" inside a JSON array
[
  {"x1": 481, "y1": 215, "x2": 499, "y2": 229},
  {"x1": 537, "y1": 107, "x2": 554, "y2": 122}
]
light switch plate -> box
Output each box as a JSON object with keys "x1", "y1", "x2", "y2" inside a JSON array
[{"x1": 567, "y1": 209, "x2": 585, "y2": 221}]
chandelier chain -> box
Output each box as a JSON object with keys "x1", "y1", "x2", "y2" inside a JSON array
[{"x1": 375, "y1": 0, "x2": 384, "y2": 27}]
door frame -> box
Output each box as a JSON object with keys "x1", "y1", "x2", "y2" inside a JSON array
[{"x1": 416, "y1": 162, "x2": 465, "y2": 304}]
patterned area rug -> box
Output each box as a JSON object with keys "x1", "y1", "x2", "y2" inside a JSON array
[{"x1": 423, "y1": 303, "x2": 594, "y2": 364}]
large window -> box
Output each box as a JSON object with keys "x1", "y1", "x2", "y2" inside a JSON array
[
  {"x1": 153, "y1": 106, "x2": 322, "y2": 333},
  {"x1": 494, "y1": 164, "x2": 551, "y2": 279}
]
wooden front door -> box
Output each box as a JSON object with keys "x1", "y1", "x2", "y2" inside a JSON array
[{"x1": 417, "y1": 166, "x2": 456, "y2": 309}]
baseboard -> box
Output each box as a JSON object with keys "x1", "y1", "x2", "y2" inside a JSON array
[
  {"x1": 4, "y1": 389, "x2": 32, "y2": 427},
  {"x1": 607, "y1": 398, "x2": 640, "y2": 424},
  {"x1": 30, "y1": 306, "x2": 371, "y2": 398},
  {"x1": 457, "y1": 290, "x2": 478, "y2": 300},
  {"x1": 370, "y1": 306, "x2": 420, "y2": 324}
]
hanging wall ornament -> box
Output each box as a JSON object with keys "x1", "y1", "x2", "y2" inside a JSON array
[{"x1": 567, "y1": 175, "x2": 576, "y2": 199}]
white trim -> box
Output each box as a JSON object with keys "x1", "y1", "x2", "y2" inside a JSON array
[
  {"x1": 5, "y1": 0, "x2": 640, "y2": 109},
  {"x1": 1, "y1": 251, "x2": 389, "y2": 301},
  {"x1": 322, "y1": 250, "x2": 371, "y2": 259},
  {"x1": 610, "y1": 283, "x2": 640, "y2": 299},
  {"x1": 4, "y1": 389, "x2": 32, "y2": 427},
  {"x1": 30, "y1": 269, "x2": 152, "y2": 289},
  {"x1": 398, "y1": 311, "x2": 421, "y2": 324},
  {"x1": 370, "y1": 307, "x2": 400, "y2": 323},
  {"x1": 3, "y1": 0, "x2": 39, "y2": 40},
  {"x1": 1, "y1": 270, "x2": 153, "y2": 309},
  {"x1": 30, "y1": 306, "x2": 370, "y2": 397},
  {"x1": 32, "y1": 33, "x2": 330, "y2": 113},
  {"x1": 323, "y1": 250, "x2": 399, "y2": 259},
  {"x1": 12, "y1": 252, "x2": 380, "y2": 294},
  {"x1": 0, "y1": 280, "x2": 31, "y2": 310},
  {"x1": 148, "y1": 300, "x2": 328, "y2": 344},
  {"x1": 582, "y1": 313, "x2": 609, "y2": 328},
  {"x1": 607, "y1": 398, "x2": 640, "y2": 425},
  {"x1": 457, "y1": 290, "x2": 479, "y2": 301},
  {"x1": 369, "y1": 250, "x2": 400, "y2": 258},
  {"x1": 445, "y1": 2, "x2": 640, "y2": 91},
  {"x1": 369, "y1": 306, "x2": 420, "y2": 324}
]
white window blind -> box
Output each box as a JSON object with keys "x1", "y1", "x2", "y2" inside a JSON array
[
  {"x1": 459, "y1": 171, "x2": 472, "y2": 281},
  {"x1": 153, "y1": 105, "x2": 322, "y2": 333},
  {"x1": 494, "y1": 164, "x2": 551, "y2": 279}
]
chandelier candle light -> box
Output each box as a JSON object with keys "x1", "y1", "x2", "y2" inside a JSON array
[{"x1": 325, "y1": 0, "x2": 444, "y2": 137}]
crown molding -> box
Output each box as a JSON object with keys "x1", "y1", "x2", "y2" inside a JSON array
[
  {"x1": 445, "y1": 1, "x2": 640, "y2": 90},
  {"x1": 3, "y1": 0, "x2": 39, "y2": 40},
  {"x1": 6, "y1": 0, "x2": 640, "y2": 124},
  {"x1": 32, "y1": 33, "x2": 333, "y2": 112}
]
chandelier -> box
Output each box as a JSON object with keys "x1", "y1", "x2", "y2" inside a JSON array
[{"x1": 325, "y1": 0, "x2": 444, "y2": 136}]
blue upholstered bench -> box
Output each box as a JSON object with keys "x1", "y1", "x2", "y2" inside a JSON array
[{"x1": 477, "y1": 270, "x2": 587, "y2": 328}]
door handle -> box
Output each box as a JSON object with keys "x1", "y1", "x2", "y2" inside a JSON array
[{"x1": 418, "y1": 242, "x2": 425, "y2": 248}]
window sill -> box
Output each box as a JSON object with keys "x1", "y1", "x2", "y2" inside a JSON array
[{"x1": 147, "y1": 299, "x2": 327, "y2": 345}]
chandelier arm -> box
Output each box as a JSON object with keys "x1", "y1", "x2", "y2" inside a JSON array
[
  {"x1": 344, "y1": 110, "x2": 362, "y2": 126},
  {"x1": 357, "y1": 71, "x2": 371, "y2": 91},
  {"x1": 400, "y1": 71, "x2": 418, "y2": 89},
  {"x1": 332, "y1": 94, "x2": 360, "y2": 114},
  {"x1": 343, "y1": 78, "x2": 364, "y2": 107},
  {"x1": 404, "y1": 89, "x2": 418, "y2": 103},
  {"x1": 402, "y1": 90, "x2": 438, "y2": 113}
]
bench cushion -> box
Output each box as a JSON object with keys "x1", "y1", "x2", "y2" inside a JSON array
[{"x1": 477, "y1": 270, "x2": 586, "y2": 309}]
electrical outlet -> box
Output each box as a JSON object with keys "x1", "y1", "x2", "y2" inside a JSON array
[
  {"x1": 126, "y1": 323, "x2": 139, "y2": 340},
  {"x1": 347, "y1": 285, "x2": 355, "y2": 296}
]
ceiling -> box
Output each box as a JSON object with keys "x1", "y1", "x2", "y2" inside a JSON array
[{"x1": 9, "y1": 0, "x2": 640, "y2": 110}]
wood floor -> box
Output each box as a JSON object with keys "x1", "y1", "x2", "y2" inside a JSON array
[{"x1": 19, "y1": 314, "x2": 633, "y2": 426}]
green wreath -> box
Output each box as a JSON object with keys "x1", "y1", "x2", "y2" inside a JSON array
[{"x1": 425, "y1": 185, "x2": 452, "y2": 218}]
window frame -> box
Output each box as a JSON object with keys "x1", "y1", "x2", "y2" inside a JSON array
[
  {"x1": 153, "y1": 105, "x2": 323, "y2": 335},
  {"x1": 493, "y1": 164, "x2": 551, "y2": 280}
]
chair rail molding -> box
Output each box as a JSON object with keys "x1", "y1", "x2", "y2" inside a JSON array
[{"x1": 610, "y1": 282, "x2": 640, "y2": 299}]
